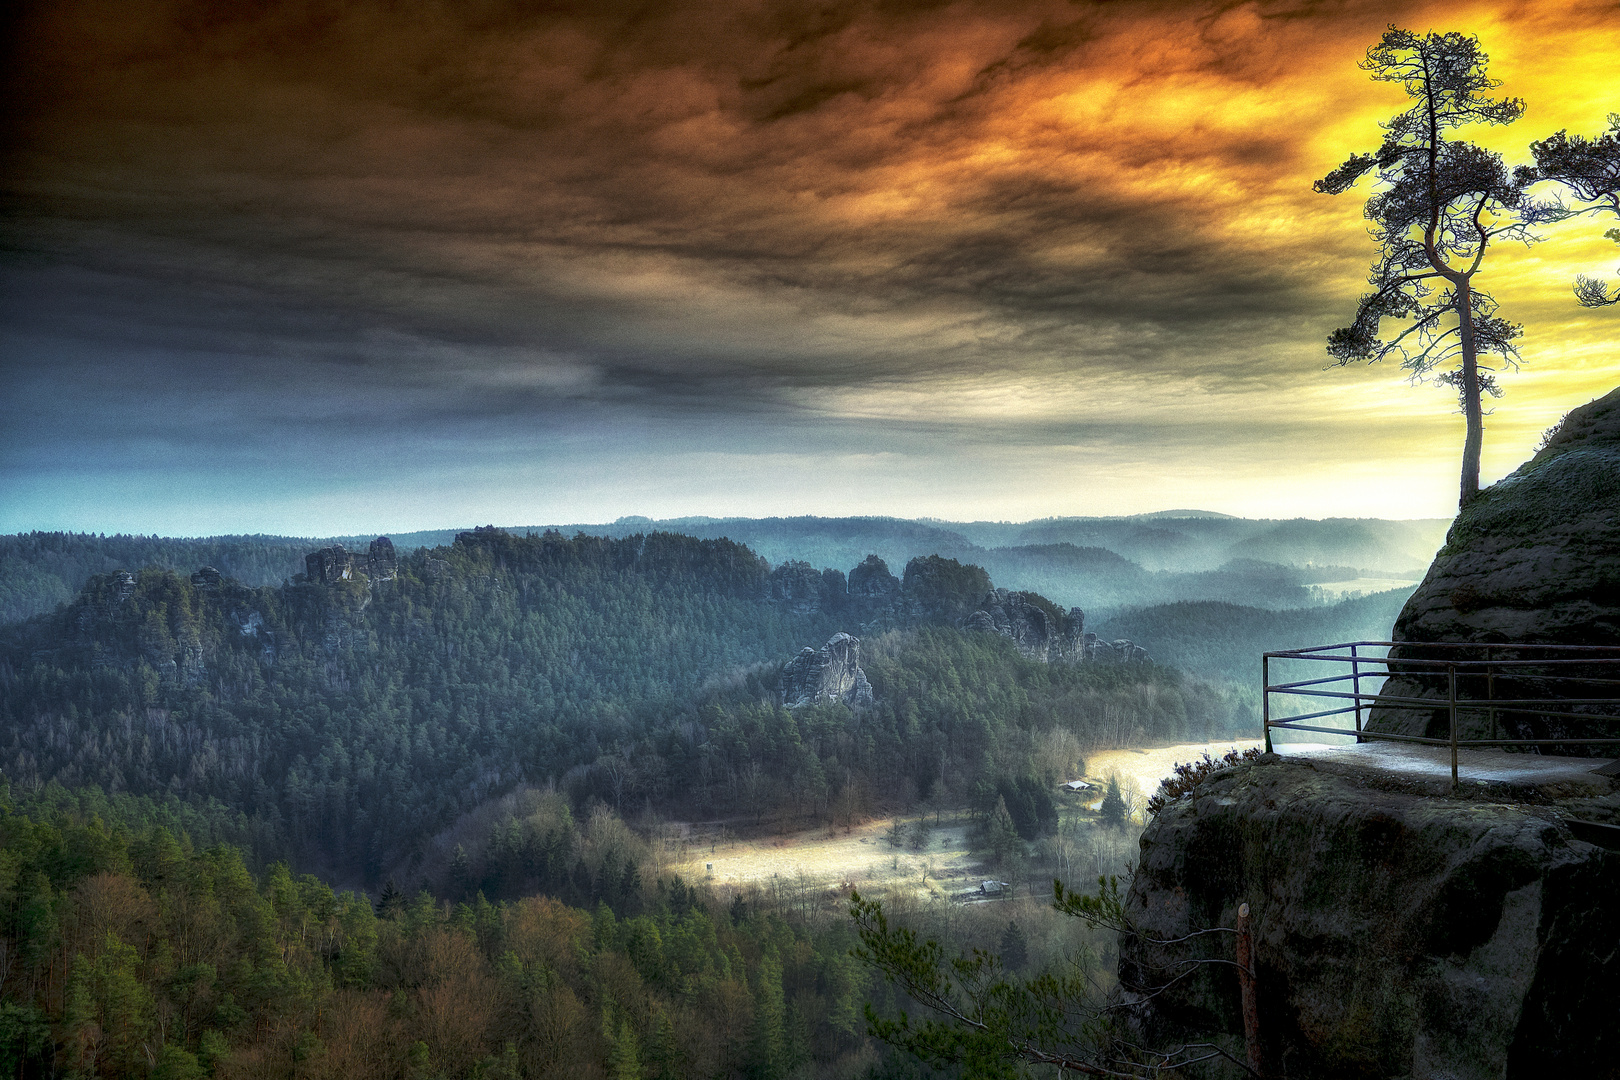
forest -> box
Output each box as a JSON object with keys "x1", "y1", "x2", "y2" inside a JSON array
[
  {"x1": 0, "y1": 515, "x2": 1439, "y2": 632},
  {"x1": 0, "y1": 528, "x2": 1251, "y2": 889},
  {"x1": 0, "y1": 782, "x2": 936, "y2": 1080},
  {"x1": 0, "y1": 527, "x2": 1188, "y2": 1078}
]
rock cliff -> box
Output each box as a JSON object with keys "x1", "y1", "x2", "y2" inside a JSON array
[
  {"x1": 780, "y1": 632, "x2": 875, "y2": 709},
  {"x1": 963, "y1": 588, "x2": 1085, "y2": 662},
  {"x1": 368, "y1": 537, "x2": 398, "y2": 581},
  {"x1": 1369, "y1": 387, "x2": 1620, "y2": 747},
  {"x1": 305, "y1": 538, "x2": 399, "y2": 585},
  {"x1": 1122, "y1": 750, "x2": 1620, "y2": 1077},
  {"x1": 767, "y1": 560, "x2": 827, "y2": 615},
  {"x1": 847, "y1": 555, "x2": 900, "y2": 601}
]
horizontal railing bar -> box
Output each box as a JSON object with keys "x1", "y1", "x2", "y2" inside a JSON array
[
  {"x1": 1269, "y1": 723, "x2": 1451, "y2": 745},
  {"x1": 1267, "y1": 689, "x2": 1475, "y2": 708},
  {"x1": 1272, "y1": 689, "x2": 1620, "y2": 713},
  {"x1": 1270, "y1": 670, "x2": 1360, "y2": 689},
  {"x1": 1266, "y1": 641, "x2": 1620, "y2": 654},
  {"x1": 1456, "y1": 738, "x2": 1620, "y2": 747},
  {"x1": 1267, "y1": 705, "x2": 1360, "y2": 724},
  {"x1": 1270, "y1": 723, "x2": 1620, "y2": 749},
  {"x1": 1268, "y1": 656, "x2": 1620, "y2": 669}
]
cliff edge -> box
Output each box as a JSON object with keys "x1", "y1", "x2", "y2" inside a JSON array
[
  {"x1": 1122, "y1": 749, "x2": 1620, "y2": 1077},
  {"x1": 1368, "y1": 387, "x2": 1620, "y2": 747}
]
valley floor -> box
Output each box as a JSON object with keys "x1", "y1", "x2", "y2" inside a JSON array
[{"x1": 661, "y1": 739, "x2": 1265, "y2": 906}]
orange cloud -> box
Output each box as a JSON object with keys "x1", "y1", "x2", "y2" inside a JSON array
[{"x1": 2, "y1": 0, "x2": 1616, "y2": 529}]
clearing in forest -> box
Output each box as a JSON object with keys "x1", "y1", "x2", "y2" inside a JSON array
[{"x1": 663, "y1": 740, "x2": 1262, "y2": 902}]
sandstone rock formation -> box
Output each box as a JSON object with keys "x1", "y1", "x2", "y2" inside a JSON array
[
  {"x1": 190, "y1": 566, "x2": 224, "y2": 591},
  {"x1": 306, "y1": 540, "x2": 398, "y2": 586},
  {"x1": 963, "y1": 588, "x2": 1085, "y2": 662},
  {"x1": 1123, "y1": 751, "x2": 1620, "y2": 1076},
  {"x1": 1368, "y1": 386, "x2": 1620, "y2": 747},
  {"x1": 367, "y1": 537, "x2": 398, "y2": 581},
  {"x1": 962, "y1": 588, "x2": 1149, "y2": 665},
  {"x1": 112, "y1": 570, "x2": 136, "y2": 603},
  {"x1": 780, "y1": 632, "x2": 875, "y2": 709},
  {"x1": 1081, "y1": 633, "x2": 1151, "y2": 665},
  {"x1": 767, "y1": 560, "x2": 827, "y2": 615},
  {"x1": 848, "y1": 555, "x2": 900, "y2": 601},
  {"x1": 306, "y1": 545, "x2": 356, "y2": 584}
]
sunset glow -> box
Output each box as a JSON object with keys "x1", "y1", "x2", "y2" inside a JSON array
[{"x1": 3, "y1": 0, "x2": 1617, "y2": 533}]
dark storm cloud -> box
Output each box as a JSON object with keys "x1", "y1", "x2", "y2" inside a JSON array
[
  {"x1": 4, "y1": 0, "x2": 1618, "y2": 530},
  {"x1": 1, "y1": 1, "x2": 1350, "y2": 386}
]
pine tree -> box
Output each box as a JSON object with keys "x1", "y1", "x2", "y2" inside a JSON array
[
  {"x1": 375, "y1": 877, "x2": 405, "y2": 919},
  {"x1": 998, "y1": 920, "x2": 1029, "y2": 973},
  {"x1": 1099, "y1": 775, "x2": 1126, "y2": 830},
  {"x1": 986, "y1": 795, "x2": 1021, "y2": 865},
  {"x1": 1315, "y1": 27, "x2": 1532, "y2": 507},
  {"x1": 1528, "y1": 115, "x2": 1620, "y2": 306},
  {"x1": 751, "y1": 952, "x2": 787, "y2": 1080},
  {"x1": 609, "y1": 1016, "x2": 642, "y2": 1080}
]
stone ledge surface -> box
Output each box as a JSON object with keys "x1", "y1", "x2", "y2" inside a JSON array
[{"x1": 1122, "y1": 753, "x2": 1620, "y2": 1078}]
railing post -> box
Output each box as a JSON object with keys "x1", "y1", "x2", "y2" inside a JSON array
[
  {"x1": 1237, "y1": 901, "x2": 1264, "y2": 1077},
  {"x1": 1448, "y1": 663, "x2": 1459, "y2": 788},
  {"x1": 1351, "y1": 643, "x2": 1363, "y2": 744},
  {"x1": 1262, "y1": 654, "x2": 1272, "y2": 754},
  {"x1": 1487, "y1": 647, "x2": 1497, "y2": 745}
]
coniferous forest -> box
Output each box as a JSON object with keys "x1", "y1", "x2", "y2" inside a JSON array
[{"x1": 0, "y1": 526, "x2": 1260, "y2": 1078}]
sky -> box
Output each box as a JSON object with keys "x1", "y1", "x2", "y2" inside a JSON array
[{"x1": 2, "y1": 0, "x2": 1617, "y2": 536}]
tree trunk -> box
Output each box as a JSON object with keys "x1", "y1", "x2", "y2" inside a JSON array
[{"x1": 1455, "y1": 281, "x2": 1483, "y2": 507}]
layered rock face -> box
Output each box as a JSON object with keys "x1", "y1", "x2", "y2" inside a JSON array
[
  {"x1": 190, "y1": 566, "x2": 224, "y2": 591},
  {"x1": 367, "y1": 537, "x2": 398, "y2": 581},
  {"x1": 1123, "y1": 753, "x2": 1620, "y2": 1077},
  {"x1": 1082, "y1": 633, "x2": 1150, "y2": 664},
  {"x1": 1369, "y1": 387, "x2": 1620, "y2": 747},
  {"x1": 848, "y1": 555, "x2": 900, "y2": 601},
  {"x1": 306, "y1": 539, "x2": 398, "y2": 585},
  {"x1": 963, "y1": 588, "x2": 1085, "y2": 662},
  {"x1": 767, "y1": 560, "x2": 827, "y2": 615},
  {"x1": 306, "y1": 545, "x2": 356, "y2": 583},
  {"x1": 780, "y1": 632, "x2": 875, "y2": 709}
]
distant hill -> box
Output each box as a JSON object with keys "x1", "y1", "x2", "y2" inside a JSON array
[
  {"x1": 1093, "y1": 588, "x2": 1417, "y2": 680},
  {"x1": 0, "y1": 514, "x2": 1449, "y2": 626}
]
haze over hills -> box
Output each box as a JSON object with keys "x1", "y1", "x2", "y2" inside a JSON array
[{"x1": 1, "y1": 514, "x2": 1438, "y2": 686}]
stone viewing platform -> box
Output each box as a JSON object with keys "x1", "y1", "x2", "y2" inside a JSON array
[{"x1": 1272, "y1": 740, "x2": 1619, "y2": 801}]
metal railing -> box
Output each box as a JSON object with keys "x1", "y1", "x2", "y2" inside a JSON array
[{"x1": 1263, "y1": 641, "x2": 1620, "y2": 785}]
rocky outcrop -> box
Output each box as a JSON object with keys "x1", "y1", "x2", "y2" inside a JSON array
[
  {"x1": 1082, "y1": 633, "x2": 1150, "y2": 665},
  {"x1": 1369, "y1": 387, "x2": 1620, "y2": 748},
  {"x1": 848, "y1": 555, "x2": 900, "y2": 601},
  {"x1": 780, "y1": 632, "x2": 875, "y2": 709},
  {"x1": 964, "y1": 588, "x2": 1085, "y2": 662},
  {"x1": 190, "y1": 566, "x2": 224, "y2": 592},
  {"x1": 306, "y1": 539, "x2": 398, "y2": 586},
  {"x1": 368, "y1": 537, "x2": 398, "y2": 581},
  {"x1": 1123, "y1": 750, "x2": 1620, "y2": 1077},
  {"x1": 767, "y1": 560, "x2": 827, "y2": 615},
  {"x1": 306, "y1": 545, "x2": 357, "y2": 584},
  {"x1": 961, "y1": 588, "x2": 1149, "y2": 665}
]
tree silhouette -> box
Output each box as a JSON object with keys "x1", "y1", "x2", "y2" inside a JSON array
[
  {"x1": 1315, "y1": 27, "x2": 1532, "y2": 507},
  {"x1": 1098, "y1": 775, "x2": 1125, "y2": 830},
  {"x1": 1528, "y1": 115, "x2": 1620, "y2": 306}
]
